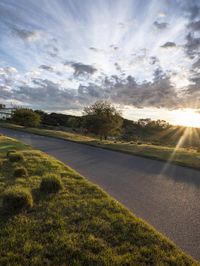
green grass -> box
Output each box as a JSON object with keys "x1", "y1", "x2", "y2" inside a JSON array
[
  {"x1": 1, "y1": 122, "x2": 200, "y2": 170},
  {"x1": 0, "y1": 136, "x2": 198, "y2": 265}
]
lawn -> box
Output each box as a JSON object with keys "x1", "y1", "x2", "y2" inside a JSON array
[
  {"x1": 0, "y1": 135, "x2": 198, "y2": 265},
  {"x1": 1, "y1": 122, "x2": 200, "y2": 170}
]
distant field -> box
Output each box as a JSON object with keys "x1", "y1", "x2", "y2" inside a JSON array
[
  {"x1": 0, "y1": 136, "x2": 197, "y2": 265},
  {"x1": 1, "y1": 122, "x2": 200, "y2": 170}
]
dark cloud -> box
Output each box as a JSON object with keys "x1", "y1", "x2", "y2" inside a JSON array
[
  {"x1": 104, "y1": 70, "x2": 179, "y2": 108},
  {"x1": 184, "y1": 2, "x2": 200, "y2": 58},
  {"x1": 1, "y1": 66, "x2": 182, "y2": 111},
  {"x1": 39, "y1": 65, "x2": 54, "y2": 71},
  {"x1": 192, "y1": 57, "x2": 200, "y2": 69},
  {"x1": 149, "y1": 56, "x2": 159, "y2": 65},
  {"x1": 11, "y1": 79, "x2": 78, "y2": 111},
  {"x1": 182, "y1": 79, "x2": 200, "y2": 107},
  {"x1": 78, "y1": 84, "x2": 101, "y2": 102},
  {"x1": 161, "y1": 42, "x2": 176, "y2": 48},
  {"x1": 187, "y1": 4, "x2": 200, "y2": 20},
  {"x1": 185, "y1": 33, "x2": 200, "y2": 57},
  {"x1": 73, "y1": 69, "x2": 180, "y2": 109},
  {"x1": 153, "y1": 21, "x2": 168, "y2": 30},
  {"x1": 114, "y1": 62, "x2": 122, "y2": 72},
  {"x1": 3, "y1": 68, "x2": 200, "y2": 111},
  {"x1": 72, "y1": 63, "x2": 97, "y2": 77},
  {"x1": 183, "y1": 4, "x2": 200, "y2": 99},
  {"x1": 188, "y1": 20, "x2": 200, "y2": 31},
  {"x1": 0, "y1": 85, "x2": 12, "y2": 99},
  {"x1": 64, "y1": 61, "x2": 97, "y2": 77},
  {"x1": 89, "y1": 47, "x2": 99, "y2": 52}
]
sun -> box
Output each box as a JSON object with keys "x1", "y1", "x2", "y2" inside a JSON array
[{"x1": 173, "y1": 109, "x2": 200, "y2": 128}]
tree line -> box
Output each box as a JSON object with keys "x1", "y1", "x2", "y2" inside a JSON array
[{"x1": 8, "y1": 101, "x2": 171, "y2": 140}]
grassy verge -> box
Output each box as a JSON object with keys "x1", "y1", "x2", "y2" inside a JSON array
[
  {"x1": 1, "y1": 122, "x2": 200, "y2": 170},
  {"x1": 0, "y1": 136, "x2": 198, "y2": 265}
]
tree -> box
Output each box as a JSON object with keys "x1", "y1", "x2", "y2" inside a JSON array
[
  {"x1": 138, "y1": 118, "x2": 170, "y2": 130},
  {"x1": 12, "y1": 109, "x2": 41, "y2": 127},
  {"x1": 83, "y1": 101, "x2": 123, "y2": 140}
]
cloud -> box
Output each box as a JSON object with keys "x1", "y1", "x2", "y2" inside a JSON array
[
  {"x1": 188, "y1": 20, "x2": 200, "y2": 31},
  {"x1": 161, "y1": 42, "x2": 176, "y2": 48},
  {"x1": 12, "y1": 27, "x2": 41, "y2": 42},
  {"x1": 1, "y1": 67, "x2": 17, "y2": 74},
  {"x1": 39, "y1": 65, "x2": 54, "y2": 71},
  {"x1": 187, "y1": 4, "x2": 200, "y2": 20},
  {"x1": 89, "y1": 47, "x2": 99, "y2": 52},
  {"x1": 64, "y1": 62, "x2": 97, "y2": 77},
  {"x1": 185, "y1": 33, "x2": 200, "y2": 57},
  {"x1": 149, "y1": 56, "x2": 159, "y2": 65},
  {"x1": 2, "y1": 66, "x2": 200, "y2": 112},
  {"x1": 0, "y1": 67, "x2": 18, "y2": 87},
  {"x1": 68, "y1": 69, "x2": 181, "y2": 110},
  {"x1": 183, "y1": 2, "x2": 200, "y2": 58},
  {"x1": 192, "y1": 58, "x2": 200, "y2": 69},
  {"x1": 11, "y1": 79, "x2": 78, "y2": 111},
  {"x1": 114, "y1": 62, "x2": 122, "y2": 72},
  {"x1": 104, "y1": 70, "x2": 179, "y2": 109},
  {"x1": 0, "y1": 85, "x2": 12, "y2": 99},
  {"x1": 78, "y1": 84, "x2": 101, "y2": 101},
  {"x1": 153, "y1": 21, "x2": 168, "y2": 30}
]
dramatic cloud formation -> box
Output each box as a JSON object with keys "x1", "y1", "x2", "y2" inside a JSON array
[{"x1": 0, "y1": 0, "x2": 200, "y2": 122}]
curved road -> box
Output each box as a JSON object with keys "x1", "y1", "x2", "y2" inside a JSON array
[{"x1": 1, "y1": 127, "x2": 200, "y2": 261}]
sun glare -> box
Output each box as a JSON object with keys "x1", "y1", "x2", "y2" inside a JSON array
[{"x1": 173, "y1": 109, "x2": 200, "y2": 128}]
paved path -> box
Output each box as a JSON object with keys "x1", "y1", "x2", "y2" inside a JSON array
[{"x1": 1, "y1": 127, "x2": 200, "y2": 261}]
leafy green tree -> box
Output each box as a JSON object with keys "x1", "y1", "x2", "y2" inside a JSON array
[
  {"x1": 83, "y1": 101, "x2": 123, "y2": 140},
  {"x1": 12, "y1": 109, "x2": 41, "y2": 127}
]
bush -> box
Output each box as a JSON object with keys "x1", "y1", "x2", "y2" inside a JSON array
[
  {"x1": 12, "y1": 108, "x2": 41, "y2": 127},
  {"x1": 2, "y1": 187, "x2": 33, "y2": 213},
  {"x1": 14, "y1": 167, "x2": 28, "y2": 178},
  {"x1": 40, "y1": 174, "x2": 63, "y2": 194},
  {"x1": 7, "y1": 152, "x2": 24, "y2": 163}
]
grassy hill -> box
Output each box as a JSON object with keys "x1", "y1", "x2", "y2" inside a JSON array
[{"x1": 0, "y1": 136, "x2": 198, "y2": 265}]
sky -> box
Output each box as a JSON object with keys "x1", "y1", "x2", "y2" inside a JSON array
[{"x1": 0, "y1": 0, "x2": 200, "y2": 126}]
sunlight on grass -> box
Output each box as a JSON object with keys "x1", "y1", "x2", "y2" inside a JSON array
[
  {"x1": 160, "y1": 127, "x2": 197, "y2": 175},
  {"x1": 0, "y1": 136, "x2": 197, "y2": 265}
]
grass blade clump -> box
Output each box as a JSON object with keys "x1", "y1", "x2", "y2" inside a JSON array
[
  {"x1": 0, "y1": 159, "x2": 3, "y2": 169},
  {"x1": 40, "y1": 174, "x2": 63, "y2": 193},
  {"x1": 7, "y1": 152, "x2": 24, "y2": 163},
  {"x1": 14, "y1": 167, "x2": 28, "y2": 178},
  {"x1": 6, "y1": 150, "x2": 16, "y2": 157},
  {"x1": 2, "y1": 187, "x2": 33, "y2": 213}
]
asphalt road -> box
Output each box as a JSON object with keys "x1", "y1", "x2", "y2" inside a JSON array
[{"x1": 1, "y1": 127, "x2": 200, "y2": 261}]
